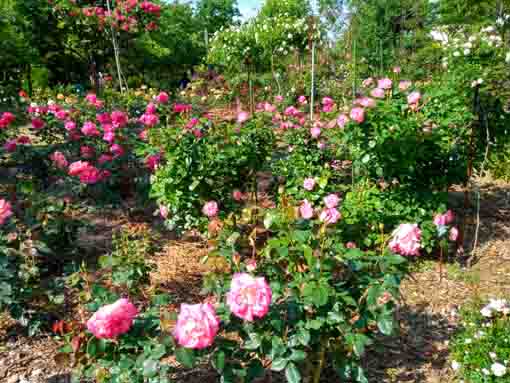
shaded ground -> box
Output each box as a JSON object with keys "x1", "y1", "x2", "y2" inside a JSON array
[{"x1": 1, "y1": 176, "x2": 509, "y2": 383}]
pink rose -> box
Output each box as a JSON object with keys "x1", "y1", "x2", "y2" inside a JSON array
[
  {"x1": 145, "y1": 154, "x2": 161, "y2": 171},
  {"x1": 377, "y1": 78, "x2": 393, "y2": 90},
  {"x1": 111, "y1": 111, "x2": 128, "y2": 128},
  {"x1": 407, "y1": 91, "x2": 421, "y2": 107},
  {"x1": 85, "y1": 93, "x2": 98, "y2": 104},
  {"x1": 449, "y1": 227, "x2": 459, "y2": 242},
  {"x1": 389, "y1": 223, "x2": 422, "y2": 256},
  {"x1": 284, "y1": 106, "x2": 299, "y2": 117},
  {"x1": 4, "y1": 139, "x2": 17, "y2": 152},
  {"x1": 350, "y1": 107, "x2": 365, "y2": 124},
  {"x1": 139, "y1": 113, "x2": 159, "y2": 127},
  {"x1": 79, "y1": 166, "x2": 102, "y2": 184},
  {"x1": 237, "y1": 111, "x2": 249, "y2": 124},
  {"x1": 86, "y1": 298, "x2": 138, "y2": 339},
  {"x1": 322, "y1": 104, "x2": 334, "y2": 113},
  {"x1": 146, "y1": 103, "x2": 157, "y2": 114},
  {"x1": 324, "y1": 194, "x2": 340, "y2": 209},
  {"x1": 370, "y1": 88, "x2": 385, "y2": 99},
  {"x1": 65, "y1": 121, "x2": 77, "y2": 131},
  {"x1": 50, "y1": 151, "x2": 68, "y2": 169},
  {"x1": 17, "y1": 136, "x2": 31, "y2": 145},
  {"x1": 226, "y1": 273, "x2": 272, "y2": 321},
  {"x1": 246, "y1": 259, "x2": 257, "y2": 272},
  {"x1": 0, "y1": 112, "x2": 15, "y2": 128},
  {"x1": 346, "y1": 242, "x2": 357, "y2": 249},
  {"x1": 399, "y1": 81, "x2": 412, "y2": 91},
  {"x1": 310, "y1": 127, "x2": 321, "y2": 138},
  {"x1": 103, "y1": 132, "x2": 115, "y2": 143},
  {"x1": 81, "y1": 121, "x2": 100, "y2": 136},
  {"x1": 337, "y1": 114, "x2": 349, "y2": 128},
  {"x1": 264, "y1": 103, "x2": 276, "y2": 113},
  {"x1": 319, "y1": 208, "x2": 341, "y2": 224},
  {"x1": 358, "y1": 97, "x2": 376, "y2": 108},
  {"x1": 275, "y1": 95, "x2": 284, "y2": 103},
  {"x1": 0, "y1": 199, "x2": 13, "y2": 225},
  {"x1": 186, "y1": 118, "x2": 199, "y2": 130},
  {"x1": 303, "y1": 178, "x2": 316, "y2": 191},
  {"x1": 433, "y1": 210, "x2": 455, "y2": 226},
  {"x1": 110, "y1": 144, "x2": 125, "y2": 158},
  {"x1": 31, "y1": 118, "x2": 45, "y2": 130},
  {"x1": 139, "y1": 130, "x2": 148, "y2": 141},
  {"x1": 55, "y1": 110, "x2": 69, "y2": 120},
  {"x1": 173, "y1": 303, "x2": 219, "y2": 349},
  {"x1": 322, "y1": 97, "x2": 334, "y2": 105},
  {"x1": 68, "y1": 161, "x2": 92, "y2": 176},
  {"x1": 202, "y1": 201, "x2": 218, "y2": 218},
  {"x1": 299, "y1": 199, "x2": 314, "y2": 219},
  {"x1": 98, "y1": 154, "x2": 113, "y2": 164},
  {"x1": 156, "y1": 91, "x2": 169, "y2": 104},
  {"x1": 96, "y1": 112, "x2": 111, "y2": 125},
  {"x1": 233, "y1": 190, "x2": 244, "y2": 201},
  {"x1": 298, "y1": 95, "x2": 307, "y2": 105},
  {"x1": 160, "y1": 205, "x2": 169, "y2": 219}
]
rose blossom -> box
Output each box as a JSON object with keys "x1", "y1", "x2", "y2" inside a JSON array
[
  {"x1": 275, "y1": 95, "x2": 284, "y2": 103},
  {"x1": 246, "y1": 259, "x2": 257, "y2": 272},
  {"x1": 81, "y1": 121, "x2": 100, "y2": 136},
  {"x1": 378, "y1": 78, "x2": 393, "y2": 90},
  {"x1": 86, "y1": 298, "x2": 138, "y2": 339},
  {"x1": 110, "y1": 144, "x2": 125, "y2": 158},
  {"x1": 399, "y1": 81, "x2": 412, "y2": 91},
  {"x1": 31, "y1": 118, "x2": 45, "y2": 130},
  {"x1": 310, "y1": 127, "x2": 321, "y2": 138},
  {"x1": 298, "y1": 95, "x2": 307, "y2": 105},
  {"x1": 299, "y1": 199, "x2": 314, "y2": 219},
  {"x1": 202, "y1": 201, "x2": 218, "y2": 217},
  {"x1": 319, "y1": 208, "x2": 341, "y2": 224},
  {"x1": 324, "y1": 194, "x2": 340, "y2": 209},
  {"x1": 357, "y1": 97, "x2": 376, "y2": 108},
  {"x1": 449, "y1": 227, "x2": 459, "y2": 242},
  {"x1": 433, "y1": 210, "x2": 455, "y2": 226},
  {"x1": 64, "y1": 121, "x2": 77, "y2": 131},
  {"x1": 337, "y1": 114, "x2": 349, "y2": 128},
  {"x1": 303, "y1": 178, "x2": 316, "y2": 191},
  {"x1": 226, "y1": 273, "x2": 272, "y2": 321},
  {"x1": 98, "y1": 154, "x2": 113, "y2": 164},
  {"x1": 79, "y1": 166, "x2": 102, "y2": 184},
  {"x1": 146, "y1": 102, "x2": 157, "y2": 114},
  {"x1": 0, "y1": 199, "x2": 13, "y2": 225},
  {"x1": 370, "y1": 88, "x2": 385, "y2": 99},
  {"x1": 50, "y1": 151, "x2": 68, "y2": 169},
  {"x1": 139, "y1": 113, "x2": 159, "y2": 127},
  {"x1": 96, "y1": 112, "x2": 111, "y2": 125},
  {"x1": 155, "y1": 91, "x2": 169, "y2": 104},
  {"x1": 160, "y1": 205, "x2": 169, "y2": 219},
  {"x1": 111, "y1": 111, "x2": 128, "y2": 128},
  {"x1": 346, "y1": 242, "x2": 357, "y2": 249},
  {"x1": 173, "y1": 303, "x2": 219, "y2": 349},
  {"x1": 233, "y1": 190, "x2": 244, "y2": 201},
  {"x1": 407, "y1": 91, "x2": 421, "y2": 108},
  {"x1": 68, "y1": 161, "x2": 92, "y2": 176},
  {"x1": 350, "y1": 107, "x2": 365, "y2": 124},
  {"x1": 237, "y1": 111, "x2": 249, "y2": 124},
  {"x1": 389, "y1": 223, "x2": 422, "y2": 256},
  {"x1": 4, "y1": 139, "x2": 17, "y2": 152},
  {"x1": 145, "y1": 154, "x2": 161, "y2": 171}
]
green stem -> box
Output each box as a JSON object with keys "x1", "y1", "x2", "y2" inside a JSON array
[{"x1": 313, "y1": 339, "x2": 327, "y2": 383}]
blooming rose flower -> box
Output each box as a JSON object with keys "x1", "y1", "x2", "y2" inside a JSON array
[
  {"x1": 299, "y1": 199, "x2": 314, "y2": 219},
  {"x1": 310, "y1": 127, "x2": 321, "y2": 138},
  {"x1": 4, "y1": 139, "x2": 17, "y2": 152},
  {"x1": 264, "y1": 102, "x2": 276, "y2": 113},
  {"x1": 322, "y1": 96, "x2": 334, "y2": 105},
  {"x1": 103, "y1": 132, "x2": 115, "y2": 143},
  {"x1": 68, "y1": 161, "x2": 92, "y2": 176},
  {"x1": 81, "y1": 121, "x2": 100, "y2": 136},
  {"x1": 145, "y1": 154, "x2": 161, "y2": 171},
  {"x1": 337, "y1": 114, "x2": 349, "y2": 128},
  {"x1": 449, "y1": 227, "x2": 459, "y2": 242},
  {"x1": 303, "y1": 178, "x2": 316, "y2": 191},
  {"x1": 322, "y1": 104, "x2": 334, "y2": 113},
  {"x1": 160, "y1": 205, "x2": 169, "y2": 219},
  {"x1": 86, "y1": 298, "x2": 138, "y2": 339},
  {"x1": 55, "y1": 110, "x2": 69, "y2": 121},
  {"x1": 156, "y1": 91, "x2": 169, "y2": 104},
  {"x1": 370, "y1": 88, "x2": 385, "y2": 99},
  {"x1": 79, "y1": 166, "x2": 102, "y2": 184},
  {"x1": 65, "y1": 121, "x2": 77, "y2": 131},
  {"x1": 346, "y1": 242, "x2": 357, "y2": 249},
  {"x1": 357, "y1": 97, "x2": 376, "y2": 108},
  {"x1": 50, "y1": 151, "x2": 68, "y2": 169},
  {"x1": 399, "y1": 81, "x2": 412, "y2": 91},
  {"x1": 226, "y1": 273, "x2": 272, "y2": 321},
  {"x1": 0, "y1": 112, "x2": 16, "y2": 128},
  {"x1": 407, "y1": 91, "x2": 421, "y2": 107},
  {"x1": 319, "y1": 208, "x2": 341, "y2": 224},
  {"x1": 389, "y1": 223, "x2": 422, "y2": 256},
  {"x1": 237, "y1": 111, "x2": 249, "y2": 124},
  {"x1": 284, "y1": 106, "x2": 299, "y2": 117},
  {"x1": 434, "y1": 210, "x2": 455, "y2": 226},
  {"x1": 350, "y1": 107, "x2": 365, "y2": 124},
  {"x1": 17, "y1": 136, "x2": 30, "y2": 145},
  {"x1": 275, "y1": 95, "x2": 284, "y2": 103},
  {"x1": 96, "y1": 112, "x2": 111, "y2": 125},
  {"x1": 324, "y1": 194, "x2": 340, "y2": 209},
  {"x1": 491, "y1": 363, "x2": 507, "y2": 377},
  {"x1": 98, "y1": 154, "x2": 113, "y2": 164},
  {"x1": 146, "y1": 103, "x2": 157, "y2": 114},
  {"x1": 202, "y1": 201, "x2": 219, "y2": 218},
  {"x1": 111, "y1": 111, "x2": 128, "y2": 128},
  {"x1": 246, "y1": 259, "x2": 257, "y2": 272},
  {"x1": 173, "y1": 303, "x2": 219, "y2": 349},
  {"x1": 378, "y1": 78, "x2": 393, "y2": 89},
  {"x1": 298, "y1": 95, "x2": 307, "y2": 105},
  {"x1": 0, "y1": 199, "x2": 13, "y2": 225},
  {"x1": 232, "y1": 190, "x2": 244, "y2": 201},
  {"x1": 110, "y1": 144, "x2": 125, "y2": 158},
  {"x1": 139, "y1": 113, "x2": 159, "y2": 127},
  {"x1": 31, "y1": 118, "x2": 45, "y2": 130}
]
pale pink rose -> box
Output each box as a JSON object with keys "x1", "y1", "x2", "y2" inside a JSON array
[
  {"x1": 298, "y1": 95, "x2": 307, "y2": 105},
  {"x1": 362, "y1": 77, "x2": 374, "y2": 87},
  {"x1": 110, "y1": 144, "x2": 125, "y2": 158},
  {"x1": 86, "y1": 298, "x2": 138, "y2": 339},
  {"x1": 324, "y1": 194, "x2": 340, "y2": 209},
  {"x1": 31, "y1": 118, "x2": 45, "y2": 130},
  {"x1": 303, "y1": 178, "x2": 316, "y2": 191},
  {"x1": 50, "y1": 151, "x2": 68, "y2": 169},
  {"x1": 4, "y1": 139, "x2": 17, "y2": 152},
  {"x1": 160, "y1": 205, "x2": 169, "y2": 219},
  {"x1": 79, "y1": 166, "x2": 102, "y2": 184},
  {"x1": 233, "y1": 190, "x2": 244, "y2": 201},
  {"x1": 156, "y1": 91, "x2": 169, "y2": 104},
  {"x1": 378, "y1": 78, "x2": 393, "y2": 90},
  {"x1": 264, "y1": 102, "x2": 277, "y2": 113},
  {"x1": 68, "y1": 161, "x2": 92, "y2": 176},
  {"x1": 237, "y1": 111, "x2": 249, "y2": 124},
  {"x1": 226, "y1": 273, "x2": 272, "y2": 321},
  {"x1": 81, "y1": 121, "x2": 100, "y2": 136},
  {"x1": 80, "y1": 145, "x2": 95, "y2": 159},
  {"x1": 173, "y1": 303, "x2": 219, "y2": 349},
  {"x1": 433, "y1": 210, "x2": 455, "y2": 226},
  {"x1": 350, "y1": 107, "x2": 365, "y2": 124},
  {"x1": 299, "y1": 199, "x2": 314, "y2": 219},
  {"x1": 111, "y1": 111, "x2": 128, "y2": 128},
  {"x1": 64, "y1": 121, "x2": 77, "y2": 131},
  {"x1": 310, "y1": 127, "x2": 321, "y2": 138},
  {"x1": 275, "y1": 95, "x2": 284, "y2": 103},
  {"x1": 202, "y1": 201, "x2": 219, "y2": 217},
  {"x1": 319, "y1": 208, "x2": 341, "y2": 224},
  {"x1": 399, "y1": 81, "x2": 412, "y2": 91},
  {"x1": 358, "y1": 97, "x2": 376, "y2": 108},
  {"x1": 337, "y1": 114, "x2": 349, "y2": 128},
  {"x1": 449, "y1": 227, "x2": 459, "y2": 242},
  {"x1": 284, "y1": 106, "x2": 299, "y2": 117},
  {"x1": 146, "y1": 102, "x2": 157, "y2": 114},
  {"x1": 370, "y1": 88, "x2": 385, "y2": 99},
  {"x1": 407, "y1": 91, "x2": 421, "y2": 106},
  {"x1": 0, "y1": 199, "x2": 13, "y2": 225},
  {"x1": 346, "y1": 242, "x2": 357, "y2": 249},
  {"x1": 389, "y1": 223, "x2": 422, "y2": 256},
  {"x1": 246, "y1": 259, "x2": 257, "y2": 272},
  {"x1": 393, "y1": 66, "x2": 401, "y2": 74}
]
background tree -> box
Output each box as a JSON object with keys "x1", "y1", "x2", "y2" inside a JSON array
[{"x1": 195, "y1": 0, "x2": 240, "y2": 34}]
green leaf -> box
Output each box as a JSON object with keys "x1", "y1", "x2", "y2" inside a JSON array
[
  {"x1": 289, "y1": 349, "x2": 306, "y2": 362},
  {"x1": 296, "y1": 328, "x2": 310, "y2": 346},
  {"x1": 143, "y1": 359, "x2": 159, "y2": 377},
  {"x1": 175, "y1": 347, "x2": 195, "y2": 368},
  {"x1": 377, "y1": 317, "x2": 393, "y2": 335},
  {"x1": 213, "y1": 351, "x2": 226, "y2": 372},
  {"x1": 285, "y1": 362, "x2": 302, "y2": 383},
  {"x1": 271, "y1": 357, "x2": 288, "y2": 372},
  {"x1": 243, "y1": 333, "x2": 262, "y2": 350}
]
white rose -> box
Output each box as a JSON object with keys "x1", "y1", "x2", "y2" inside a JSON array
[
  {"x1": 491, "y1": 362, "x2": 507, "y2": 377},
  {"x1": 451, "y1": 361, "x2": 461, "y2": 371}
]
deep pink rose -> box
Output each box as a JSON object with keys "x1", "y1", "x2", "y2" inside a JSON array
[
  {"x1": 0, "y1": 199, "x2": 13, "y2": 225},
  {"x1": 160, "y1": 205, "x2": 169, "y2": 218},
  {"x1": 319, "y1": 208, "x2": 341, "y2": 224},
  {"x1": 389, "y1": 223, "x2": 422, "y2": 256},
  {"x1": 322, "y1": 96, "x2": 334, "y2": 106},
  {"x1": 68, "y1": 161, "x2": 92, "y2": 176},
  {"x1": 50, "y1": 151, "x2": 68, "y2": 169},
  {"x1": 103, "y1": 132, "x2": 116, "y2": 143},
  {"x1": 145, "y1": 154, "x2": 161, "y2": 171},
  {"x1": 55, "y1": 110, "x2": 69, "y2": 121},
  {"x1": 81, "y1": 121, "x2": 100, "y2": 136},
  {"x1": 79, "y1": 166, "x2": 102, "y2": 184},
  {"x1": 299, "y1": 199, "x2": 314, "y2": 219},
  {"x1": 156, "y1": 91, "x2": 169, "y2": 104},
  {"x1": 31, "y1": 118, "x2": 45, "y2": 130},
  {"x1": 324, "y1": 194, "x2": 340, "y2": 209},
  {"x1": 86, "y1": 298, "x2": 138, "y2": 339},
  {"x1": 111, "y1": 111, "x2": 128, "y2": 128},
  {"x1": 110, "y1": 144, "x2": 125, "y2": 158},
  {"x1": 237, "y1": 111, "x2": 250, "y2": 124},
  {"x1": 350, "y1": 107, "x2": 365, "y2": 124},
  {"x1": 98, "y1": 154, "x2": 113, "y2": 164},
  {"x1": 139, "y1": 113, "x2": 159, "y2": 127},
  {"x1": 202, "y1": 201, "x2": 218, "y2": 218},
  {"x1": 303, "y1": 178, "x2": 316, "y2": 191},
  {"x1": 146, "y1": 103, "x2": 157, "y2": 114},
  {"x1": 346, "y1": 242, "x2": 357, "y2": 249},
  {"x1": 226, "y1": 273, "x2": 272, "y2": 321},
  {"x1": 4, "y1": 139, "x2": 17, "y2": 152},
  {"x1": 0, "y1": 112, "x2": 15, "y2": 128},
  {"x1": 233, "y1": 190, "x2": 244, "y2": 201},
  {"x1": 173, "y1": 303, "x2": 219, "y2": 349},
  {"x1": 275, "y1": 95, "x2": 284, "y2": 103},
  {"x1": 65, "y1": 121, "x2": 77, "y2": 131},
  {"x1": 96, "y1": 112, "x2": 111, "y2": 125}
]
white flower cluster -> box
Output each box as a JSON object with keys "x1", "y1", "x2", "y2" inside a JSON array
[
  {"x1": 480, "y1": 298, "x2": 510, "y2": 318},
  {"x1": 452, "y1": 359, "x2": 508, "y2": 377}
]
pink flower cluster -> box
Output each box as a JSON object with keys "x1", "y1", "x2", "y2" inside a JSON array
[
  {"x1": 433, "y1": 210, "x2": 459, "y2": 241},
  {"x1": 87, "y1": 298, "x2": 138, "y2": 339},
  {"x1": 174, "y1": 103, "x2": 192, "y2": 114},
  {"x1": 68, "y1": 161, "x2": 107, "y2": 184},
  {"x1": 0, "y1": 199, "x2": 13, "y2": 225},
  {"x1": 389, "y1": 223, "x2": 422, "y2": 256}
]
